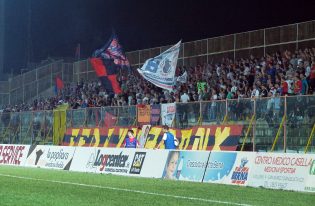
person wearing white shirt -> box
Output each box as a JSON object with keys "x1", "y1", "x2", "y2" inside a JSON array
[
  {"x1": 251, "y1": 85, "x2": 260, "y2": 99},
  {"x1": 231, "y1": 84, "x2": 238, "y2": 94},
  {"x1": 227, "y1": 71, "x2": 234, "y2": 80},
  {"x1": 180, "y1": 92, "x2": 190, "y2": 103},
  {"x1": 244, "y1": 66, "x2": 250, "y2": 76},
  {"x1": 209, "y1": 89, "x2": 218, "y2": 121},
  {"x1": 216, "y1": 65, "x2": 221, "y2": 77},
  {"x1": 286, "y1": 79, "x2": 293, "y2": 95},
  {"x1": 305, "y1": 61, "x2": 311, "y2": 78}
]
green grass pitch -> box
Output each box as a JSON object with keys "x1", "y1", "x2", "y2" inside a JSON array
[{"x1": 0, "y1": 166, "x2": 314, "y2": 206}]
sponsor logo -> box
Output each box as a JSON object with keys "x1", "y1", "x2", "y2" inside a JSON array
[
  {"x1": 129, "y1": 152, "x2": 146, "y2": 174},
  {"x1": 255, "y1": 156, "x2": 312, "y2": 167},
  {"x1": 254, "y1": 156, "x2": 313, "y2": 175},
  {"x1": 310, "y1": 160, "x2": 315, "y2": 175},
  {"x1": 208, "y1": 161, "x2": 224, "y2": 169},
  {"x1": 35, "y1": 149, "x2": 44, "y2": 165},
  {"x1": 231, "y1": 158, "x2": 249, "y2": 185},
  {"x1": 36, "y1": 148, "x2": 70, "y2": 169},
  {"x1": 187, "y1": 160, "x2": 207, "y2": 168},
  {"x1": 46, "y1": 148, "x2": 69, "y2": 161},
  {"x1": 0, "y1": 145, "x2": 26, "y2": 165},
  {"x1": 87, "y1": 150, "x2": 130, "y2": 173}
]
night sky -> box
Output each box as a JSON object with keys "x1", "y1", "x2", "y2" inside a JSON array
[{"x1": 3, "y1": 0, "x2": 315, "y2": 73}]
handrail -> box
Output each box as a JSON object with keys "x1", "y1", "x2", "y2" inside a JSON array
[
  {"x1": 35, "y1": 123, "x2": 45, "y2": 143},
  {"x1": 46, "y1": 124, "x2": 53, "y2": 144},
  {"x1": 271, "y1": 115, "x2": 286, "y2": 152},
  {"x1": 25, "y1": 115, "x2": 33, "y2": 144},
  {"x1": 222, "y1": 115, "x2": 228, "y2": 124},
  {"x1": 0, "y1": 95, "x2": 314, "y2": 115},
  {"x1": 197, "y1": 114, "x2": 202, "y2": 126},
  {"x1": 241, "y1": 114, "x2": 255, "y2": 151},
  {"x1": 12, "y1": 123, "x2": 21, "y2": 144},
  {"x1": 0, "y1": 95, "x2": 314, "y2": 152},
  {"x1": 304, "y1": 123, "x2": 315, "y2": 154},
  {"x1": 0, "y1": 115, "x2": 12, "y2": 142}
]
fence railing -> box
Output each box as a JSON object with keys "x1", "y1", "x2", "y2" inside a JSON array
[
  {"x1": 72, "y1": 20, "x2": 315, "y2": 83},
  {"x1": 0, "y1": 60, "x2": 74, "y2": 106},
  {"x1": 1, "y1": 20, "x2": 315, "y2": 106},
  {"x1": 0, "y1": 95, "x2": 314, "y2": 153}
]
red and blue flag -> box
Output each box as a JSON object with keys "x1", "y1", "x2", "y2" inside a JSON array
[
  {"x1": 93, "y1": 33, "x2": 130, "y2": 69},
  {"x1": 90, "y1": 33, "x2": 128, "y2": 94}
]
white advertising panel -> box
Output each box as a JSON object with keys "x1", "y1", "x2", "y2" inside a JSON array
[
  {"x1": 304, "y1": 158, "x2": 315, "y2": 192},
  {"x1": 226, "y1": 152, "x2": 255, "y2": 186},
  {"x1": 247, "y1": 153, "x2": 314, "y2": 192},
  {"x1": 2, "y1": 143, "x2": 315, "y2": 193},
  {"x1": 69, "y1": 148, "x2": 169, "y2": 178},
  {"x1": 69, "y1": 147, "x2": 97, "y2": 173},
  {"x1": 25, "y1": 145, "x2": 76, "y2": 170},
  {"x1": 0, "y1": 144, "x2": 30, "y2": 166},
  {"x1": 87, "y1": 148, "x2": 136, "y2": 175},
  {"x1": 138, "y1": 149, "x2": 169, "y2": 178}
]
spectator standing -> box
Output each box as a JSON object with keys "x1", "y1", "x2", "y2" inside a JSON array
[
  {"x1": 294, "y1": 76, "x2": 302, "y2": 95},
  {"x1": 301, "y1": 73, "x2": 309, "y2": 95},
  {"x1": 180, "y1": 91, "x2": 190, "y2": 103},
  {"x1": 310, "y1": 63, "x2": 315, "y2": 94}
]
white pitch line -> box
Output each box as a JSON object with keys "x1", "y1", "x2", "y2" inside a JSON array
[{"x1": 0, "y1": 173, "x2": 253, "y2": 206}]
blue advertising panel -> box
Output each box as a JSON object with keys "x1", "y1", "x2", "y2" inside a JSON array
[
  {"x1": 203, "y1": 152, "x2": 237, "y2": 183},
  {"x1": 162, "y1": 150, "x2": 210, "y2": 182}
]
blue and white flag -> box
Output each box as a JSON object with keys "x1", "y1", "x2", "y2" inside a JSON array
[{"x1": 138, "y1": 41, "x2": 181, "y2": 91}]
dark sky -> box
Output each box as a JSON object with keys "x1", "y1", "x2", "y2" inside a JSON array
[{"x1": 3, "y1": 0, "x2": 315, "y2": 73}]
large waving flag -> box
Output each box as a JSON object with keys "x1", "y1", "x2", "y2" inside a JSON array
[
  {"x1": 137, "y1": 41, "x2": 181, "y2": 91},
  {"x1": 90, "y1": 33, "x2": 128, "y2": 94},
  {"x1": 90, "y1": 57, "x2": 122, "y2": 94},
  {"x1": 93, "y1": 33, "x2": 130, "y2": 69}
]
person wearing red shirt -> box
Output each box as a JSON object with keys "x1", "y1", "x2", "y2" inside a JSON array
[
  {"x1": 294, "y1": 76, "x2": 302, "y2": 95},
  {"x1": 281, "y1": 77, "x2": 288, "y2": 96}
]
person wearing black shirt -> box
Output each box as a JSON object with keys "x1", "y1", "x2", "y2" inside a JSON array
[{"x1": 260, "y1": 85, "x2": 268, "y2": 98}]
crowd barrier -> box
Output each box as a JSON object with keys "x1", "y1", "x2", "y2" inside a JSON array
[
  {"x1": 62, "y1": 125, "x2": 243, "y2": 151},
  {"x1": 0, "y1": 144, "x2": 314, "y2": 193}
]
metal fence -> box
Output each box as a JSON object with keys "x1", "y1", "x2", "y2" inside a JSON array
[
  {"x1": 0, "y1": 61, "x2": 74, "y2": 106},
  {"x1": 73, "y1": 20, "x2": 315, "y2": 85},
  {"x1": 1, "y1": 20, "x2": 315, "y2": 106},
  {"x1": 0, "y1": 95, "x2": 314, "y2": 153}
]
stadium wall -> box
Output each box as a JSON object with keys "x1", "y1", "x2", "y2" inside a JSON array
[
  {"x1": 62, "y1": 125, "x2": 243, "y2": 151},
  {"x1": 1, "y1": 144, "x2": 314, "y2": 193}
]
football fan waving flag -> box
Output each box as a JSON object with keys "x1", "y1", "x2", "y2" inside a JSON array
[
  {"x1": 137, "y1": 41, "x2": 181, "y2": 91},
  {"x1": 93, "y1": 33, "x2": 130, "y2": 69},
  {"x1": 90, "y1": 33, "x2": 129, "y2": 94}
]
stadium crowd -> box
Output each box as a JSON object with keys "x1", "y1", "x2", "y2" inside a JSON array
[{"x1": 1, "y1": 47, "x2": 315, "y2": 113}]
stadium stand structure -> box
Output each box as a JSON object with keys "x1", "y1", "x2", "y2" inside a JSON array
[{"x1": 0, "y1": 20, "x2": 315, "y2": 153}]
